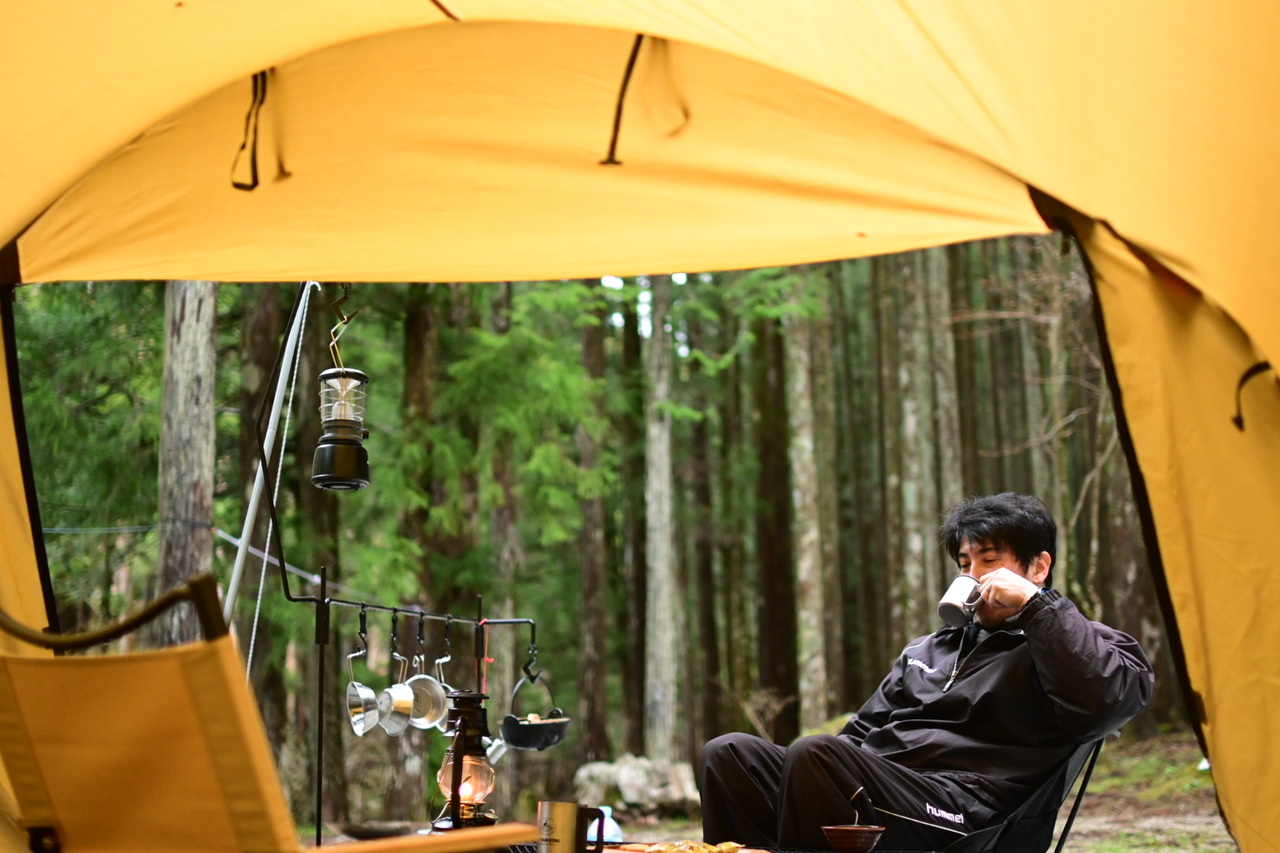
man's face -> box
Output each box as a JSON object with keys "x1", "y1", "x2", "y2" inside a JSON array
[
  {"x1": 956, "y1": 537, "x2": 1029, "y2": 582},
  {"x1": 956, "y1": 537, "x2": 1048, "y2": 627}
]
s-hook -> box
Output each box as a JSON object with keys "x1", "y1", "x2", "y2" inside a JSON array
[
  {"x1": 521, "y1": 642, "x2": 542, "y2": 683},
  {"x1": 329, "y1": 282, "x2": 358, "y2": 368}
]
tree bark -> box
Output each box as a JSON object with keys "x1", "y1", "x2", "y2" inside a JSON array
[
  {"x1": 753, "y1": 312, "x2": 798, "y2": 743},
  {"x1": 783, "y1": 269, "x2": 828, "y2": 732},
  {"x1": 154, "y1": 279, "x2": 216, "y2": 646},
  {"x1": 686, "y1": 310, "x2": 723, "y2": 743},
  {"x1": 926, "y1": 250, "x2": 963, "y2": 589},
  {"x1": 619, "y1": 287, "x2": 648, "y2": 756},
  {"x1": 644, "y1": 275, "x2": 679, "y2": 763},
  {"x1": 577, "y1": 278, "x2": 610, "y2": 761},
  {"x1": 716, "y1": 312, "x2": 752, "y2": 734},
  {"x1": 812, "y1": 265, "x2": 845, "y2": 716},
  {"x1": 385, "y1": 282, "x2": 439, "y2": 821}
]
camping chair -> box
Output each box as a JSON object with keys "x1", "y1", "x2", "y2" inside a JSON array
[
  {"x1": 936, "y1": 736, "x2": 1106, "y2": 853},
  {"x1": 0, "y1": 573, "x2": 537, "y2": 853}
]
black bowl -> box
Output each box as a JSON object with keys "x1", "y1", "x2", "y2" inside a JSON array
[
  {"x1": 499, "y1": 709, "x2": 571, "y2": 750},
  {"x1": 822, "y1": 824, "x2": 886, "y2": 853}
]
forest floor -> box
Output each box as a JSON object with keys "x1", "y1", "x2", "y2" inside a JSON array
[
  {"x1": 618, "y1": 729, "x2": 1237, "y2": 853},
  {"x1": 1051, "y1": 729, "x2": 1236, "y2": 852}
]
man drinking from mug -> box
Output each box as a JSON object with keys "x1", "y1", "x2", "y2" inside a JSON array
[{"x1": 698, "y1": 493, "x2": 1154, "y2": 852}]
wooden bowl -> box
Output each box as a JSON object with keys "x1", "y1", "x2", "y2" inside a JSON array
[{"x1": 821, "y1": 824, "x2": 886, "y2": 853}]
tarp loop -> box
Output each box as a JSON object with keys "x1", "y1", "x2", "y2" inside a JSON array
[
  {"x1": 1231, "y1": 360, "x2": 1274, "y2": 431},
  {"x1": 600, "y1": 34, "x2": 645, "y2": 166},
  {"x1": 231, "y1": 70, "x2": 269, "y2": 191},
  {"x1": 428, "y1": 0, "x2": 459, "y2": 22}
]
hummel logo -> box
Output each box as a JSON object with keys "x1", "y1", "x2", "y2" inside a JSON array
[
  {"x1": 907, "y1": 658, "x2": 937, "y2": 674},
  {"x1": 926, "y1": 803, "x2": 965, "y2": 825}
]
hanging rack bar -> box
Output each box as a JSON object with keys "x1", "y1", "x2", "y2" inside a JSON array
[{"x1": 323, "y1": 595, "x2": 481, "y2": 626}]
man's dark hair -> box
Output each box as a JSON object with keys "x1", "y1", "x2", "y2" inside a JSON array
[{"x1": 939, "y1": 493, "x2": 1057, "y2": 587}]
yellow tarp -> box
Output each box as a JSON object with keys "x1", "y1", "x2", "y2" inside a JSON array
[{"x1": 3, "y1": 2, "x2": 1280, "y2": 850}]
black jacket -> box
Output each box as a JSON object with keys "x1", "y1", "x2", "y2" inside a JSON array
[{"x1": 839, "y1": 588, "x2": 1154, "y2": 808}]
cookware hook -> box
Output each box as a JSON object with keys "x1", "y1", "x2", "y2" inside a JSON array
[{"x1": 521, "y1": 642, "x2": 541, "y2": 683}]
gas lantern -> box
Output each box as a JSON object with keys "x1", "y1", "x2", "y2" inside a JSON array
[{"x1": 433, "y1": 691, "x2": 498, "y2": 830}]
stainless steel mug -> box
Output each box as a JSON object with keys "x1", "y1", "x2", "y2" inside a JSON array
[
  {"x1": 537, "y1": 801, "x2": 605, "y2": 853},
  {"x1": 938, "y1": 574, "x2": 982, "y2": 627}
]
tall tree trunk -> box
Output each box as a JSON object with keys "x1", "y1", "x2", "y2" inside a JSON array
[
  {"x1": 892, "y1": 253, "x2": 934, "y2": 641},
  {"x1": 686, "y1": 311, "x2": 723, "y2": 743},
  {"x1": 948, "y1": 244, "x2": 983, "y2": 492},
  {"x1": 644, "y1": 274, "x2": 679, "y2": 763},
  {"x1": 783, "y1": 269, "x2": 827, "y2": 732},
  {"x1": 926, "y1": 250, "x2": 963, "y2": 589},
  {"x1": 872, "y1": 256, "x2": 912, "y2": 652},
  {"x1": 154, "y1": 279, "x2": 216, "y2": 645},
  {"x1": 386, "y1": 282, "x2": 439, "y2": 821},
  {"x1": 619, "y1": 287, "x2": 648, "y2": 756},
  {"x1": 487, "y1": 282, "x2": 524, "y2": 819},
  {"x1": 426, "y1": 283, "x2": 480, "y2": 614},
  {"x1": 577, "y1": 279, "x2": 610, "y2": 761},
  {"x1": 753, "y1": 313, "x2": 797, "y2": 743},
  {"x1": 401, "y1": 283, "x2": 439, "y2": 595},
  {"x1": 812, "y1": 265, "x2": 845, "y2": 716},
  {"x1": 717, "y1": 313, "x2": 752, "y2": 735},
  {"x1": 837, "y1": 259, "x2": 888, "y2": 699}
]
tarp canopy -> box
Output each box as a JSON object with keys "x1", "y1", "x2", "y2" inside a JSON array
[{"x1": 2, "y1": 2, "x2": 1279, "y2": 850}]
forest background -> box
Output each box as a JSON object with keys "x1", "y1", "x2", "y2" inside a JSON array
[{"x1": 14, "y1": 233, "x2": 1186, "y2": 828}]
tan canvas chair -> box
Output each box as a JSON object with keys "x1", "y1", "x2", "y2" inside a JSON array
[{"x1": 0, "y1": 574, "x2": 536, "y2": 853}]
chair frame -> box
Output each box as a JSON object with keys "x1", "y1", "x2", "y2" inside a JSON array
[{"x1": 938, "y1": 737, "x2": 1106, "y2": 853}]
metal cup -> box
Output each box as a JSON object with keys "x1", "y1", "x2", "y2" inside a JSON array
[
  {"x1": 537, "y1": 802, "x2": 605, "y2": 853},
  {"x1": 378, "y1": 652, "x2": 416, "y2": 736},
  {"x1": 938, "y1": 574, "x2": 982, "y2": 627},
  {"x1": 346, "y1": 650, "x2": 380, "y2": 736},
  {"x1": 405, "y1": 653, "x2": 449, "y2": 730}
]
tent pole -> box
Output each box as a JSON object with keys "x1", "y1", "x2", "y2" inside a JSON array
[{"x1": 222, "y1": 281, "x2": 318, "y2": 621}]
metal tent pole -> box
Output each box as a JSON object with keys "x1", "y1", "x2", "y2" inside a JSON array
[{"x1": 223, "y1": 281, "x2": 318, "y2": 621}]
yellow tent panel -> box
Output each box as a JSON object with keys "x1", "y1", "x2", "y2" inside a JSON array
[{"x1": 4, "y1": 2, "x2": 1280, "y2": 850}]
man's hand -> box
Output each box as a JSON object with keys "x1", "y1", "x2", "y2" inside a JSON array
[{"x1": 977, "y1": 567, "x2": 1041, "y2": 625}]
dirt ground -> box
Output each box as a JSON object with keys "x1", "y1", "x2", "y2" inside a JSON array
[{"x1": 1058, "y1": 731, "x2": 1237, "y2": 852}]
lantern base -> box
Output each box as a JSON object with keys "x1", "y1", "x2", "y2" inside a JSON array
[
  {"x1": 432, "y1": 812, "x2": 497, "y2": 831},
  {"x1": 312, "y1": 425, "x2": 370, "y2": 490}
]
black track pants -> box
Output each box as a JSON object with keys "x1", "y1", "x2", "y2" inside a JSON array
[{"x1": 699, "y1": 733, "x2": 1007, "y2": 851}]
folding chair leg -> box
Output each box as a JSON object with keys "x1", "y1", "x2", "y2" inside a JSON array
[{"x1": 1052, "y1": 739, "x2": 1103, "y2": 853}]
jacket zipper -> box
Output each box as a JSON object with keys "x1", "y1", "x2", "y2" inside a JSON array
[
  {"x1": 942, "y1": 625, "x2": 980, "y2": 692},
  {"x1": 943, "y1": 650, "x2": 971, "y2": 692}
]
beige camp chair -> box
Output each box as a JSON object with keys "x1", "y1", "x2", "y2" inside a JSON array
[{"x1": 0, "y1": 573, "x2": 536, "y2": 853}]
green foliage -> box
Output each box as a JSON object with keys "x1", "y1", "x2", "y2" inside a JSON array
[{"x1": 14, "y1": 282, "x2": 167, "y2": 622}]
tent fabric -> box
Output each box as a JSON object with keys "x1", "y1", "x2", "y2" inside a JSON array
[
  {"x1": 1061, "y1": 208, "x2": 1280, "y2": 853},
  {"x1": 1070, "y1": 211, "x2": 1280, "y2": 850},
  {"x1": 0, "y1": 298, "x2": 51, "y2": 660},
  {"x1": 3, "y1": 3, "x2": 1280, "y2": 851},
  {"x1": 11, "y1": 22, "x2": 1046, "y2": 283}
]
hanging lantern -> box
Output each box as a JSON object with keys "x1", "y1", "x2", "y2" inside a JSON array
[
  {"x1": 312, "y1": 367, "x2": 370, "y2": 490},
  {"x1": 433, "y1": 691, "x2": 498, "y2": 830}
]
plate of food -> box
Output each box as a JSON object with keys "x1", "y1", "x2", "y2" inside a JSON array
[{"x1": 616, "y1": 841, "x2": 762, "y2": 853}]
